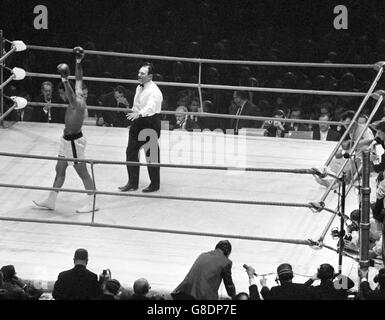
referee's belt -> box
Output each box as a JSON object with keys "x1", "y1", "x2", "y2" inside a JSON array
[{"x1": 63, "y1": 131, "x2": 83, "y2": 141}]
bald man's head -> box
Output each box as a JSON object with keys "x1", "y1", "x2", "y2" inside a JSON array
[{"x1": 133, "y1": 278, "x2": 150, "y2": 295}]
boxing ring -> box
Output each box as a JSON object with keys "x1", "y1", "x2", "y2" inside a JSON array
[{"x1": 0, "y1": 31, "x2": 383, "y2": 295}]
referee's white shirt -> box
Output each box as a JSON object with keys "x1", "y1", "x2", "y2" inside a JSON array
[{"x1": 132, "y1": 80, "x2": 163, "y2": 117}]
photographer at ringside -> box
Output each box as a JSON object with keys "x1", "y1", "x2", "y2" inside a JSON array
[{"x1": 303, "y1": 263, "x2": 354, "y2": 300}]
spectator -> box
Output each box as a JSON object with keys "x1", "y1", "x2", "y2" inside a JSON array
[
  {"x1": 31, "y1": 81, "x2": 54, "y2": 122},
  {"x1": 304, "y1": 263, "x2": 354, "y2": 299},
  {"x1": 149, "y1": 293, "x2": 165, "y2": 300},
  {"x1": 0, "y1": 265, "x2": 42, "y2": 300},
  {"x1": 243, "y1": 265, "x2": 261, "y2": 300},
  {"x1": 312, "y1": 114, "x2": 341, "y2": 141},
  {"x1": 173, "y1": 106, "x2": 201, "y2": 131},
  {"x1": 95, "y1": 279, "x2": 121, "y2": 300},
  {"x1": 287, "y1": 106, "x2": 309, "y2": 132},
  {"x1": 343, "y1": 208, "x2": 383, "y2": 258},
  {"x1": 52, "y1": 248, "x2": 102, "y2": 300},
  {"x1": 335, "y1": 110, "x2": 374, "y2": 182},
  {"x1": 199, "y1": 100, "x2": 217, "y2": 131},
  {"x1": 359, "y1": 268, "x2": 385, "y2": 300},
  {"x1": 233, "y1": 292, "x2": 249, "y2": 300},
  {"x1": 371, "y1": 123, "x2": 385, "y2": 258},
  {"x1": 171, "y1": 240, "x2": 236, "y2": 300},
  {"x1": 51, "y1": 82, "x2": 68, "y2": 124},
  {"x1": 16, "y1": 91, "x2": 33, "y2": 122},
  {"x1": 82, "y1": 83, "x2": 101, "y2": 118},
  {"x1": 262, "y1": 109, "x2": 290, "y2": 138},
  {"x1": 0, "y1": 265, "x2": 29, "y2": 300},
  {"x1": 229, "y1": 90, "x2": 261, "y2": 134},
  {"x1": 116, "y1": 287, "x2": 133, "y2": 300},
  {"x1": 129, "y1": 278, "x2": 151, "y2": 300},
  {"x1": 0, "y1": 270, "x2": 5, "y2": 300},
  {"x1": 357, "y1": 114, "x2": 369, "y2": 125},
  {"x1": 188, "y1": 97, "x2": 201, "y2": 121},
  {"x1": 100, "y1": 85, "x2": 130, "y2": 127},
  {"x1": 319, "y1": 102, "x2": 332, "y2": 119},
  {"x1": 260, "y1": 263, "x2": 315, "y2": 300}
]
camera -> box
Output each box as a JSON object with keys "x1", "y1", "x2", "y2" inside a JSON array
[{"x1": 99, "y1": 269, "x2": 111, "y2": 288}]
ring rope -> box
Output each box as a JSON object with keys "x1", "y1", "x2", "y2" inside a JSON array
[
  {"x1": 0, "y1": 38, "x2": 375, "y2": 264},
  {"x1": 0, "y1": 151, "x2": 331, "y2": 175},
  {"x1": 0, "y1": 215, "x2": 314, "y2": 247},
  {"x1": 27, "y1": 102, "x2": 344, "y2": 126},
  {"x1": 321, "y1": 243, "x2": 359, "y2": 262},
  {"x1": 26, "y1": 44, "x2": 377, "y2": 69},
  {"x1": 25, "y1": 72, "x2": 367, "y2": 97},
  {"x1": 0, "y1": 183, "x2": 315, "y2": 209}
]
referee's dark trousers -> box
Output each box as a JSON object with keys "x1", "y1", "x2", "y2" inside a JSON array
[{"x1": 126, "y1": 114, "x2": 161, "y2": 188}]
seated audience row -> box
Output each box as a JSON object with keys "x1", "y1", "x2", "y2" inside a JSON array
[{"x1": 1, "y1": 242, "x2": 384, "y2": 300}]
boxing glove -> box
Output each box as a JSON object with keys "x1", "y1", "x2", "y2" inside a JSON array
[
  {"x1": 57, "y1": 63, "x2": 70, "y2": 80},
  {"x1": 73, "y1": 46, "x2": 85, "y2": 62}
]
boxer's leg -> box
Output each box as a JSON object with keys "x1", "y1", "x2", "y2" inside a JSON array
[
  {"x1": 33, "y1": 158, "x2": 68, "y2": 210},
  {"x1": 74, "y1": 162, "x2": 94, "y2": 193}
]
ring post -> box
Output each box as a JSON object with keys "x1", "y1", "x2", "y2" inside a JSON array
[
  {"x1": 338, "y1": 172, "x2": 346, "y2": 275},
  {"x1": 0, "y1": 30, "x2": 4, "y2": 124},
  {"x1": 324, "y1": 67, "x2": 383, "y2": 168},
  {"x1": 359, "y1": 150, "x2": 371, "y2": 284},
  {"x1": 90, "y1": 160, "x2": 97, "y2": 224}
]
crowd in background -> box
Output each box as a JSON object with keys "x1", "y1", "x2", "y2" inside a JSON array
[
  {"x1": 1, "y1": 0, "x2": 385, "y2": 301},
  {"x1": 2, "y1": 1, "x2": 385, "y2": 134}
]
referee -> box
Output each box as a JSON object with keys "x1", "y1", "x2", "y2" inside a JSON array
[{"x1": 119, "y1": 62, "x2": 163, "y2": 193}]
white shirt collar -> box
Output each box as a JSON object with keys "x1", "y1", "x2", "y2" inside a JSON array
[{"x1": 320, "y1": 129, "x2": 328, "y2": 141}]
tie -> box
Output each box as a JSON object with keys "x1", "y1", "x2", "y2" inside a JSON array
[{"x1": 139, "y1": 83, "x2": 144, "y2": 88}]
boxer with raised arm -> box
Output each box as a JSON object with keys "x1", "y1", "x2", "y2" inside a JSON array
[{"x1": 33, "y1": 47, "x2": 98, "y2": 213}]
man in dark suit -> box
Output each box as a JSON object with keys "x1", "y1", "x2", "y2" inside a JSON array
[
  {"x1": 229, "y1": 90, "x2": 261, "y2": 134},
  {"x1": 313, "y1": 114, "x2": 341, "y2": 141},
  {"x1": 198, "y1": 100, "x2": 218, "y2": 131},
  {"x1": 100, "y1": 85, "x2": 130, "y2": 127},
  {"x1": 31, "y1": 81, "x2": 54, "y2": 122},
  {"x1": 359, "y1": 268, "x2": 385, "y2": 300},
  {"x1": 52, "y1": 248, "x2": 102, "y2": 300},
  {"x1": 287, "y1": 107, "x2": 310, "y2": 132},
  {"x1": 260, "y1": 263, "x2": 315, "y2": 300},
  {"x1": 129, "y1": 278, "x2": 151, "y2": 300},
  {"x1": 51, "y1": 82, "x2": 68, "y2": 124},
  {"x1": 171, "y1": 240, "x2": 236, "y2": 300},
  {"x1": 304, "y1": 263, "x2": 354, "y2": 299},
  {"x1": 173, "y1": 106, "x2": 201, "y2": 131}
]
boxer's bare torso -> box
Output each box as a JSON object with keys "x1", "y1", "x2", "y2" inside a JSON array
[{"x1": 64, "y1": 96, "x2": 85, "y2": 135}]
